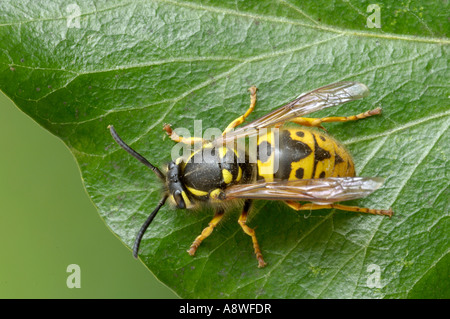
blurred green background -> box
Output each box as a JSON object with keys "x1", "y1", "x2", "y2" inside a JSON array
[{"x1": 0, "y1": 90, "x2": 178, "y2": 298}]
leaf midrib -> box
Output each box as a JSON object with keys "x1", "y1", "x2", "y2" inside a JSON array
[{"x1": 1, "y1": 0, "x2": 448, "y2": 44}]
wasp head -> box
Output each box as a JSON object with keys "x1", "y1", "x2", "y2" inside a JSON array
[{"x1": 166, "y1": 161, "x2": 192, "y2": 209}]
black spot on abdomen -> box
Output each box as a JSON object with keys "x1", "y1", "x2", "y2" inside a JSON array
[
  {"x1": 295, "y1": 168, "x2": 304, "y2": 179},
  {"x1": 275, "y1": 130, "x2": 312, "y2": 180},
  {"x1": 314, "y1": 139, "x2": 331, "y2": 162},
  {"x1": 257, "y1": 141, "x2": 272, "y2": 163},
  {"x1": 334, "y1": 152, "x2": 344, "y2": 165},
  {"x1": 312, "y1": 134, "x2": 331, "y2": 178}
]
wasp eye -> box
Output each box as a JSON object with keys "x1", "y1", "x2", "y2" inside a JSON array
[{"x1": 173, "y1": 190, "x2": 186, "y2": 209}]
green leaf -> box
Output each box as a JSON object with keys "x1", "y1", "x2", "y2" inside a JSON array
[{"x1": 1, "y1": 0, "x2": 448, "y2": 298}]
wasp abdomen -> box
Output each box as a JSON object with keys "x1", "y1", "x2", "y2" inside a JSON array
[{"x1": 256, "y1": 128, "x2": 355, "y2": 183}]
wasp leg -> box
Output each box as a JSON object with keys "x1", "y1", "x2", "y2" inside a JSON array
[
  {"x1": 290, "y1": 107, "x2": 382, "y2": 129},
  {"x1": 284, "y1": 200, "x2": 393, "y2": 218},
  {"x1": 188, "y1": 208, "x2": 225, "y2": 256},
  {"x1": 163, "y1": 123, "x2": 206, "y2": 144},
  {"x1": 222, "y1": 86, "x2": 258, "y2": 135},
  {"x1": 238, "y1": 200, "x2": 267, "y2": 268}
]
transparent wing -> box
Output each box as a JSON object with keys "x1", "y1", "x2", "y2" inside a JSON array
[
  {"x1": 224, "y1": 177, "x2": 384, "y2": 204},
  {"x1": 216, "y1": 81, "x2": 369, "y2": 144}
]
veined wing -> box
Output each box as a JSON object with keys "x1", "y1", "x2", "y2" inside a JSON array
[
  {"x1": 224, "y1": 177, "x2": 384, "y2": 204},
  {"x1": 216, "y1": 81, "x2": 369, "y2": 145}
]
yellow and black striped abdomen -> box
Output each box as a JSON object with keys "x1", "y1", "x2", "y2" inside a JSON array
[{"x1": 256, "y1": 128, "x2": 355, "y2": 182}]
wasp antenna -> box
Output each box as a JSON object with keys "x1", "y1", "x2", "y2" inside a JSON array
[
  {"x1": 133, "y1": 195, "x2": 168, "y2": 259},
  {"x1": 108, "y1": 125, "x2": 165, "y2": 181}
]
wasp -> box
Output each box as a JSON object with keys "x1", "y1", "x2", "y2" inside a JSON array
[{"x1": 108, "y1": 81, "x2": 393, "y2": 268}]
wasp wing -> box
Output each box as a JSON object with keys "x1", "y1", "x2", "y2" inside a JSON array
[
  {"x1": 224, "y1": 177, "x2": 384, "y2": 204},
  {"x1": 216, "y1": 81, "x2": 369, "y2": 144}
]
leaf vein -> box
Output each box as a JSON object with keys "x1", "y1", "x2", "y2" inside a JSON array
[
  {"x1": 1, "y1": 0, "x2": 448, "y2": 44},
  {"x1": 343, "y1": 110, "x2": 450, "y2": 146},
  {"x1": 157, "y1": 0, "x2": 450, "y2": 44}
]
